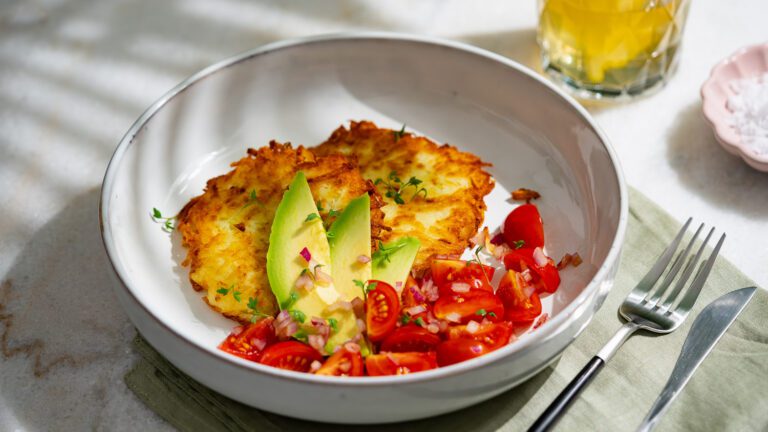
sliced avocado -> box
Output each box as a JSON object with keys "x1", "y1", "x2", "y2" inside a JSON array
[
  {"x1": 327, "y1": 194, "x2": 372, "y2": 355},
  {"x1": 328, "y1": 194, "x2": 372, "y2": 300},
  {"x1": 371, "y1": 237, "x2": 421, "y2": 287},
  {"x1": 266, "y1": 172, "x2": 359, "y2": 353}
]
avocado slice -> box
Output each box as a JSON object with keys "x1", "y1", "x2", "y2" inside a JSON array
[
  {"x1": 266, "y1": 172, "x2": 359, "y2": 353},
  {"x1": 371, "y1": 237, "x2": 421, "y2": 287},
  {"x1": 327, "y1": 194, "x2": 372, "y2": 300}
]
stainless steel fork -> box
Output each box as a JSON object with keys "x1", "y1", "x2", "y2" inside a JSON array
[{"x1": 529, "y1": 218, "x2": 725, "y2": 432}]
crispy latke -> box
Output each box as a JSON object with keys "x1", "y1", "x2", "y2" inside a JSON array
[
  {"x1": 177, "y1": 142, "x2": 385, "y2": 322},
  {"x1": 314, "y1": 121, "x2": 494, "y2": 274}
]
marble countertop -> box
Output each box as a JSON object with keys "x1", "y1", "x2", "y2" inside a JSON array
[{"x1": 0, "y1": 0, "x2": 765, "y2": 430}]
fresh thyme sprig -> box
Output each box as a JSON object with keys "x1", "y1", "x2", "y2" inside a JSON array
[
  {"x1": 216, "y1": 284, "x2": 242, "y2": 302},
  {"x1": 373, "y1": 171, "x2": 428, "y2": 205},
  {"x1": 393, "y1": 124, "x2": 406, "y2": 141},
  {"x1": 372, "y1": 240, "x2": 406, "y2": 264},
  {"x1": 151, "y1": 207, "x2": 176, "y2": 232}
]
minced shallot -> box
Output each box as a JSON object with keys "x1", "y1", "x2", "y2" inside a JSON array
[
  {"x1": 466, "y1": 320, "x2": 480, "y2": 334},
  {"x1": 406, "y1": 305, "x2": 426, "y2": 316},
  {"x1": 314, "y1": 268, "x2": 333, "y2": 284},
  {"x1": 451, "y1": 282, "x2": 471, "y2": 293},
  {"x1": 409, "y1": 286, "x2": 426, "y2": 303},
  {"x1": 422, "y1": 279, "x2": 439, "y2": 302},
  {"x1": 445, "y1": 312, "x2": 462, "y2": 323}
]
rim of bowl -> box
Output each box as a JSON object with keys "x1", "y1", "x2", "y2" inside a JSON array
[
  {"x1": 700, "y1": 42, "x2": 768, "y2": 166},
  {"x1": 100, "y1": 31, "x2": 628, "y2": 386}
]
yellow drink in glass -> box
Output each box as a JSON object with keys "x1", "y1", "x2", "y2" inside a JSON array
[{"x1": 538, "y1": 0, "x2": 691, "y2": 99}]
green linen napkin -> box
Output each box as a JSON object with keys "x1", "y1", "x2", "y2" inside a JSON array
[{"x1": 125, "y1": 188, "x2": 768, "y2": 431}]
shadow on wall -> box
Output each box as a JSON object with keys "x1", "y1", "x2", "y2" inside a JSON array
[
  {"x1": 666, "y1": 103, "x2": 768, "y2": 220},
  {"x1": 0, "y1": 189, "x2": 144, "y2": 430}
]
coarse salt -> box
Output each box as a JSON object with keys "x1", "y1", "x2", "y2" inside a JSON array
[{"x1": 727, "y1": 73, "x2": 768, "y2": 155}]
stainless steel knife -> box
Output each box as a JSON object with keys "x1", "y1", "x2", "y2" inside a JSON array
[{"x1": 636, "y1": 286, "x2": 757, "y2": 432}]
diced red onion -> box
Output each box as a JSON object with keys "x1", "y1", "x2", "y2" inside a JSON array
[
  {"x1": 466, "y1": 320, "x2": 480, "y2": 334},
  {"x1": 356, "y1": 318, "x2": 366, "y2": 332},
  {"x1": 310, "y1": 360, "x2": 322, "y2": 373},
  {"x1": 490, "y1": 233, "x2": 505, "y2": 245},
  {"x1": 338, "y1": 360, "x2": 352, "y2": 373},
  {"x1": 445, "y1": 312, "x2": 462, "y2": 323},
  {"x1": 351, "y1": 297, "x2": 365, "y2": 318},
  {"x1": 295, "y1": 274, "x2": 314, "y2": 291},
  {"x1": 438, "y1": 320, "x2": 449, "y2": 332},
  {"x1": 395, "y1": 281, "x2": 403, "y2": 293},
  {"x1": 422, "y1": 279, "x2": 439, "y2": 302},
  {"x1": 451, "y1": 282, "x2": 471, "y2": 293},
  {"x1": 344, "y1": 342, "x2": 361, "y2": 353},
  {"x1": 470, "y1": 344, "x2": 483, "y2": 354},
  {"x1": 311, "y1": 317, "x2": 330, "y2": 337},
  {"x1": 315, "y1": 268, "x2": 333, "y2": 284},
  {"x1": 409, "y1": 286, "x2": 426, "y2": 303},
  {"x1": 521, "y1": 269, "x2": 533, "y2": 282},
  {"x1": 232, "y1": 326, "x2": 244, "y2": 336},
  {"x1": 299, "y1": 247, "x2": 311, "y2": 262},
  {"x1": 357, "y1": 254, "x2": 371, "y2": 264},
  {"x1": 405, "y1": 305, "x2": 426, "y2": 316},
  {"x1": 250, "y1": 337, "x2": 267, "y2": 351},
  {"x1": 308, "y1": 334, "x2": 327, "y2": 353},
  {"x1": 533, "y1": 247, "x2": 548, "y2": 267},
  {"x1": 426, "y1": 323, "x2": 440, "y2": 334}
]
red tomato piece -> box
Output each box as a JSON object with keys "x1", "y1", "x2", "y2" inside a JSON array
[
  {"x1": 366, "y1": 280, "x2": 400, "y2": 342},
  {"x1": 258, "y1": 341, "x2": 323, "y2": 372},
  {"x1": 446, "y1": 321, "x2": 512, "y2": 351},
  {"x1": 503, "y1": 204, "x2": 545, "y2": 249},
  {"x1": 436, "y1": 339, "x2": 489, "y2": 367},
  {"x1": 430, "y1": 259, "x2": 495, "y2": 292},
  {"x1": 315, "y1": 346, "x2": 363, "y2": 376},
  {"x1": 497, "y1": 270, "x2": 542, "y2": 324},
  {"x1": 433, "y1": 289, "x2": 504, "y2": 324},
  {"x1": 401, "y1": 276, "x2": 426, "y2": 309},
  {"x1": 503, "y1": 248, "x2": 561, "y2": 294},
  {"x1": 218, "y1": 317, "x2": 276, "y2": 362},
  {"x1": 365, "y1": 352, "x2": 438, "y2": 376},
  {"x1": 380, "y1": 325, "x2": 442, "y2": 353}
]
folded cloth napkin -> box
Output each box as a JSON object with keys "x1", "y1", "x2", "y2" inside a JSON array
[{"x1": 126, "y1": 188, "x2": 768, "y2": 431}]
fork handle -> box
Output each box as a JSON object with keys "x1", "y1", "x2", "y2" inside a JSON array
[{"x1": 527, "y1": 356, "x2": 605, "y2": 432}]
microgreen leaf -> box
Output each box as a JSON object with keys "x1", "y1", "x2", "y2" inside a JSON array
[
  {"x1": 152, "y1": 208, "x2": 162, "y2": 218},
  {"x1": 151, "y1": 207, "x2": 176, "y2": 232},
  {"x1": 372, "y1": 170, "x2": 428, "y2": 205},
  {"x1": 305, "y1": 213, "x2": 320, "y2": 222},
  {"x1": 476, "y1": 309, "x2": 487, "y2": 317},
  {"x1": 328, "y1": 317, "x2": 338, "y2": 332},
  {"x1": 316, "y1": 201, "x2": 324, "y2": 211},
  {"x1": 414, "y1": 317, "x2": 425, "y2": 327},
  {"x1": 400, "y1": 315, "x2": 411, "y2": 325},
  {"x1": 247, "y1": 297, "x2": 258, "y2": 310},
  {"x1": 216, "y1": 287, "x2": 230, "y2": 295},
  {"x1": 514, "y1": 240, "x2": 525, "y2": 249},
  {"x1": 233, "y1": 290, "x2": 242, "y2": 303},
  {"x1": 393, "y1": 124, "x2": 406, "y2": 141},
  {"x1": 487, "y1": 312, "x2": 497, "y2": 318},
  {"x1": 290, "y1": 310, "x2": 306, "y2": 323}
]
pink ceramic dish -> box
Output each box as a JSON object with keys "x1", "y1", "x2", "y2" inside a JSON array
[{"x1": 701, "y1": 42, "x2": 768, "y2": 172}]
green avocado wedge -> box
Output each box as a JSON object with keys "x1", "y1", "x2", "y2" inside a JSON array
[
  {"x1": 327, "y1": 194, "x2": 372, "y2": 300},
  {"x1": 371, "y1": 237, "x2": 421, "y2": 288},
  {"x1": 266, "y1": 172, "x2": 359, "y2": 354}
]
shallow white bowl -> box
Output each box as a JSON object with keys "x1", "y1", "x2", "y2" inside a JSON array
[{"x1": 100, "y1": 33, "x2": 627, "y2": 424}]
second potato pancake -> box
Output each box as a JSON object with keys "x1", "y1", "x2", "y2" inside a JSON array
[
  {"x1": 314, "y1": 121, "x2": 494, "y2": 274},
  {"x1": 177, "y1": 142, "x2": 385, "y2": 323}
]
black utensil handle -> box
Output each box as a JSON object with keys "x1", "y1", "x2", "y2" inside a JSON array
[{"x1": 528, "y1": 356, "x2": 605, "y2": 432}]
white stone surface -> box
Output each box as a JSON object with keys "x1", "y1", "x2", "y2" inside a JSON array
[{"x1": 0, "y1": 0, "x2": 765, "y2": 430}]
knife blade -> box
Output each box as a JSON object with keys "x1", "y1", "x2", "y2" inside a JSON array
[{"x1": 636, "y1": 286, "x2": 757, "y2": 432}]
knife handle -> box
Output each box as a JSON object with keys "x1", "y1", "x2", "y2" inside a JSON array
[{"x1": 528, "y1": 356, "x2": 605, "y2": 432}]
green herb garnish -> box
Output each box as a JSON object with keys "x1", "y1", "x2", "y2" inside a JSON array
[
  {"x1": 513, "y1": 240, "x2": 525, "y2": 249},
  {"x1": 151, "y1": 207, "x2": 176, "y2": 232},
  {"x1": 400, "y1": 315, "x2": 412, "y2": 325},
  {"x1": 305, "y1": 213, "x2": 320, "y2": 222},
  {"x1": 393, "y1": 124, "x2": 406, "y2": 141},
  {"x1": 476, "y1": 308, "x2": 487, "y2": 317},
  {"x1": 242, "y1": 190, "x2": 265, "y2": 209},
  {"x1": 290, "y1": 310, "x2": 307, "y2": 323},
  {"x1": 293, "y1": 329, "x2": 309, "y2": 342},
  {"x1": 414, "y1": 317, "x2": 425, "y2": 327},
  {"x1": 487, "y1": 312, "x2": 497, "y2": 318},
  {"x1": 373, "y1": 170, "x2": 428, "y2": 205},
  {"x1": 328, "y1": 318, "x2": 338, "y2": 332},
  {"x1": 373, "y1": 240, "x2": 406, "y2": 265}
]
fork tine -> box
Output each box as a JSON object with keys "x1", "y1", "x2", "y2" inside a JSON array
[
  {"x1": 629, "y1": 218, "x2": 692, "y2": 299},
  {"x1": 671, "y1": 232, "x2": 725, "y2": 317},
  {"x1": 658, "y1": 227, "x2": 715, "y2": 311},
  {"x1": 645, "y1": 223, "x2": 704, "y2": 305}
]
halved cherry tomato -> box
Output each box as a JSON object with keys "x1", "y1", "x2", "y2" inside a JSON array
[
  {"x1": 503, "y1": 248, "x2": 561, "y2": 294},
  {"x1": 365, "y1": 352, "x2": 438, "y2": 376},
  {"x1": 218, "y1": 317, "x2": 276, "y2": 362},
  {"x1": 436, "y1": 339, "x2": 489, "y2": 366},
  {"x1": 315, "y1": 346, "x2": 363, "y2": 376},
  {"x1": 431, "y1": 259, "x2": 495, "y2": 292},
  {"x1": 497, "y1": 270, "x2": 542, "y2": 324},
  {"x1": 258, "y1": 341, "x2": 323, "y2": 372},
  {"x1": 503, "y1": 204, "x2": 544, "y2": 249},
  {"x1": 380, "y1": 325, "x2": 442, "y2": 353},
  {"x1": 433, "y1": 289, "x2": 504, "y2": 324},
  {"x1": 366, "y1": 280, "x2": 400, "y2": 342},
  {"x1": 446, "y1": 321, "x2": 512, "y2": 351}
]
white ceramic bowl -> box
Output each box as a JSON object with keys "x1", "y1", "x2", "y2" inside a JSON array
[{"x1": 100, "y1": 33, "x2": 627, "y2": 424}]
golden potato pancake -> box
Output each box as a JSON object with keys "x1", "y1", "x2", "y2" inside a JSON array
[
  {"x1": 314, "y1": 121, "x2": 494, "y2": 274},
  {"x1": 177, "y1": 142, "x2": 385, "y2": 323}
]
